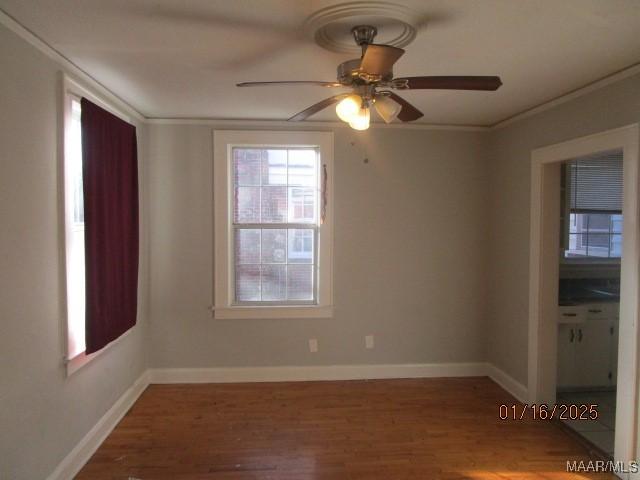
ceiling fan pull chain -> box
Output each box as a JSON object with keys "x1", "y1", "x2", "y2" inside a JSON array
[{"x1": 321, "y1": 164, "x2": 328, "y2": 225}]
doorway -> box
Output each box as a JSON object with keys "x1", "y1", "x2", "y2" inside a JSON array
[
  {"x1": 528, "y1": 124, "x2": 639, "y2": 465},
  {"x1": 556, "y1": 149, "x2": 622, "y2": 456}
]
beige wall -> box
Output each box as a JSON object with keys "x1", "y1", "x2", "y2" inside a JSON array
[
  {"x1": 486, "y1": 73, "x2": 640, "y2": 385},
  {"x1": 148, "y1": 125, "x2": 490, "y2": 367},
  {"x1": 0, "y1": 25, "x2": 148, "y2": 480}
]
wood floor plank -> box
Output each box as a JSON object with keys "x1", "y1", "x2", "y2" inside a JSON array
[{"x1": 75, "y1": 377, "x2": 615, "y2": 479}]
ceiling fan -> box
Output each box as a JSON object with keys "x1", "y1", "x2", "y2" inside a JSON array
[{"x1": 237, "y1": 25, "x2": 502, "y2": 130}]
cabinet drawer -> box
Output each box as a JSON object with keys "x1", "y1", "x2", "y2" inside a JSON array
[
  {"x1": 558, "y1": 306, "x2": 586, "y2": 324},
  {"x1": 585, "y1": 303, "x2": 617, "y2": 321}
]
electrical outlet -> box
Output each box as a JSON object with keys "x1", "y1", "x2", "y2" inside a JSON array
[
  {"x1": 365, "y1": 334, "x2": 374, "y2": 349},
  {"x1": 309, "y1": 338, "x2": 318, "y2": 353}
]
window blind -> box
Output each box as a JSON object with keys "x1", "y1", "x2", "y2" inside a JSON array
[{"x1": 567, "y1": 149, "x2": 623, "y2": 213}]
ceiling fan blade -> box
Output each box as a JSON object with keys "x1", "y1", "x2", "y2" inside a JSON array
[
  {"x1": 237, "y1": 81, "x2": 344, "y2": 87},
  {"x1": 394, "y1": 76, "x2": 502, "y2": 91},
  {"x1": 288, "y1": 94, "x2": 349, "y2": 121},
  {"x1": 385, "y1": 92, "x2": 424, "y2": 122},
  {"x1": 360, "y1": 44, "x2": 405, "y2": 76}
]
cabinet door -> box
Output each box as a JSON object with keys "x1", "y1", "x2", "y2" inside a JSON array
[
  {"x1": 575, "y1": 321, "x2": 612, "y2": 387},
  {"x1": 557, "y1": 324, "x2": 576, "y2": 389}
]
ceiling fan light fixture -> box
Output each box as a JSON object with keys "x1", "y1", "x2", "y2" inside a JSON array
[
  {"x1": 374, "y1": 95, "x2": 402, "y2": 123},
  {"x1": 348, "y1": 106, "x2": 370, "y2": 130},
  {"x1": 238, "y1": 22, "x2": 502, "y2": 125},
  {"x1": 335, "y1": 94, "x2": 362, "y2": 122}
]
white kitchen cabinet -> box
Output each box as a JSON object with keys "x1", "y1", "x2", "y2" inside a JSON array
[
  {"x1": 557, "y1": 324, "x2": 577, "y2": 388},
  {"x1": 574, "y1": 320, "x2": 614, "y2": 387},
  {"x1": 557, "y1": 303, "x2": 619, "y2": 390}
]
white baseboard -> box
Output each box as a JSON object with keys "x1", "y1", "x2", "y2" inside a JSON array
[
  {"x1": 148, "y1": 362, "x2": 489, "y2": 384},
  {"x1": 46, "y1": 362, "x2": 527, "y2": 479},
  {"x1": 486, "y1": 364, "x2": 528, "y2": 403},
  {"x1": 46, "y1": 370, "x2": 150, "y2": 480},
  {"x1": 150, "y1": 363, "x2": 529, "y2": 402}
]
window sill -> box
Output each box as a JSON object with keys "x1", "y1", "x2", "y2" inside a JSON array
[
  {"x1": 213, "y1": 305, "x2": 333, "y2": 320},
  {"x1": 561, "y1": 258, "x2": 621, "y2": 265},
  {"x1": 65, "y1": 328, "x2": 132, "y2": 376}
]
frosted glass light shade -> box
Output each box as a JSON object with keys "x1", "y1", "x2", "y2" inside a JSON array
[
  {"x1": 348, "y1": 107, "x2": 370, "y2": 130},
  {"x1": 374, "y1": 95, "x2": 402, "y2": 123},
  {"x1": 335, "y1": 95, "x2": 362, "y2": 122}
]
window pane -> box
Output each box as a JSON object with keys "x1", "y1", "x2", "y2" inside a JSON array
[
  {"x1": 289, "y1": 187, "x2": 316, "y2": 223},
  {"x1": 610, "y1": 234, "x2": 622, "y2": 257},
  {"x1": 569, "y1": 213, "x2": 577, "y2": 234},
  {"x1": 288, "y1": 149, "x2": 317, "y2": 186},
  {"x1": 67, "y1": 227, "x2": 85, "y2": 358},
  {"x1": 288, "y1": 229, "x2": 313, "y2": 264},
  {"x1": 261, "y1": 186, "x2": 287, "y2": 222},
  {"x1": 234, "y1": 187, "x2": 260, "y2": 223},
  {"x1": 587, "y1": 213, "x2": 610, "y2": 232},
  {"x1": 612, "y1": 214, "x2": 623, "y2": 233},
  {"x1": 287, "y1": 265, "x2": 313, "y2": 300},
  {"x1": 236, "y1": 265, "x2": 260, "y2": 301},
  {"x1": 586, "y1": 233, "x2": 610, "y2": 257},
  {"x1": 569, "y1": 213, "x2": 588, "y2": 234},
  {"x1": 70, "y1": 100, "x2": 84, "y2": 224},
  {"x1": 235, "y1": 229, "x2": 260, "y2": 264},
  {"x1": 565, "y1": 233, "x2": 585, "y2": 257},
  {"x1": 262, "y1": 229, "x2": 286, "y2": 263},
  {"x1": 234, "y1": 149, "x2": 261, "y2": 186},
  {"x1": 262, "y1": 265, "x2": 286, "y2": 301},
  {"x1": 262, "y1": 149, "x2": 287, "y2": 186}
]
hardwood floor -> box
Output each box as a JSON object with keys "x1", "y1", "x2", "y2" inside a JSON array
[{"x1": 76, "y1": 377, "x2": 614, "y2": 479}]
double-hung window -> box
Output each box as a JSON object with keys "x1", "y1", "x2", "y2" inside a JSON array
[
  {"x1": 63, "y1": 75, "x2": 135, "y2": 374},
  {"x1": 213, "y1": 131, "x2": 333, "y2": 319}
]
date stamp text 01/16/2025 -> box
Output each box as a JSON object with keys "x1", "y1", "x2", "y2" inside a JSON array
[{"x1": 499, "y1": 404, "x2": 599, "y2": 421}]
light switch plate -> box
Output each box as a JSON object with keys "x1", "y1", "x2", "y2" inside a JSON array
[
  {"x1": 309, "y1": 338, "x2": 318, "y2": 353},
  {"x1": 365, "y1": 334, "x2": 374, "y2": 349}
]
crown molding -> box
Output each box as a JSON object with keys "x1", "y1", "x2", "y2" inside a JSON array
[
  {"x1": 490, "y1": 63, "x2": 640, "y2": 130},
  {"x1": 0, "y1": 8, "x2": 145, "y2": 122},
  {"x1": 145, "y1": 117, "x2": 488, "y2": 132}
]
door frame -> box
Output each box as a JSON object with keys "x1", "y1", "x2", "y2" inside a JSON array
[{"x1": 528, "y1": 124, "x2": 640, "y2": 468}]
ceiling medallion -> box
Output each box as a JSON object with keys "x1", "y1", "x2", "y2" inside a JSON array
[{"x1": 304, "y1": 1, "x2": 422, "y2": 54}]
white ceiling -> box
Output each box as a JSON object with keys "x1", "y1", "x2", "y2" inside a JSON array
[{"x1": 2, "y1": 0, "x2": 639, "y2": 126}]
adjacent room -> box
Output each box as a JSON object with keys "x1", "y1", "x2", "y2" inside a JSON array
[{"x1": 1, "y1": 1, "x2": 640, "y2": 479}]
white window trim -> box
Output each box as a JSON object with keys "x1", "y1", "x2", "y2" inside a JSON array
[
  {"x1": 213, "y1": 130, "x2": 334, "y2": 319},
  {"x1": 62, "y1": 74, "x2": 132, "y2": 375}
]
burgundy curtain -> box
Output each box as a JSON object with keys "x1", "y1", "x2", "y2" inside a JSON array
[{"x1": 81, "y1": 98, "x2": 139, "y2": 354}]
